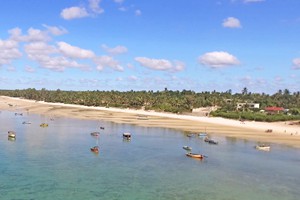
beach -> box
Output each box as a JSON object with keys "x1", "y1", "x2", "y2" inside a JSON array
[{"x1": 1, "y1": 95, "x2": 300, "y2": 148}]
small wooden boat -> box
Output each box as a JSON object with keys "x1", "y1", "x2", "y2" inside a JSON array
[
  {"x1": 204, "y1": 137, "x2": 218, "y2": 145},
  {"x1": 8, "y1": 131, "x2": 16, "y2": 138},
  {"x1": 182, "y1": 146, "x2": 192, "y2": 151},
  {"x1": 123, "y1": 132, "x2": 131, "y2": 140},
  {"x1": 40, "y1": 123, "x2": 48, "y2": 127},
  {"x1": 186, "y1": 152, "x2": 205, "y2": 159},
  {"x1": 91, "y1": 132, "x2": 100, "y2": 137},
  {"x1": 255, "y1": 144, "x2": 270, "y2": 151},
  {"x1": 90, "y1": 146, "x2": 99, "y2": 153}
]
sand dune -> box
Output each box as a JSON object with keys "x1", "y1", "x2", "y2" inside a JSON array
[{"x1": 1, "y1": 96, "x2": 299, "y2": 148}]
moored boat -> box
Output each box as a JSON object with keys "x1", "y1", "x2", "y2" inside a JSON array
[
  {"x1": 186, "y1": 152, "x2": 205, "y2": 159},
  {"x1": 183, "y1": 146, "x2": 192, "y2": 151},
  {"x1": 90, "y1": 146, "x2": 99, "y2": 153},
  {"x1": 204, "y1": 137, "x2": 218, "y2": 145},
  {"x1": 40, "y1": 123, "x2": 48, "y2": 127},
  {"x1": 8, "y1": 131, "x2": 16, "y2": 138},
  {"x1": 123, "y1": 132, "x2": 131, "y2": 140},
  {"x1": 255, "y1": 144, "x2": 270, "y2": 151},
  {"x1": 91, "y1": 132, "x2": 100, "y2": 137},
  {"x1": 198, "y1": 133, "x2": 207, "y2": 137}
]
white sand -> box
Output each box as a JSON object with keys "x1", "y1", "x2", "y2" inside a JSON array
[{"x1": 1, "y1": 96, "x2": 300, "y2": 148}]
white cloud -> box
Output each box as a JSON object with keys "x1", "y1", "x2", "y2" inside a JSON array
[
  {"x1": 8, "y1": 27, "x2": 55, "y2": 42},
  {"x1": 244, "y1": 0, "x2": 265, "y2": 3},
  {"x1": 0, "y1": 39, "x2": 22, "y2": 65},
  {"x1": 135, "y1": 57, "x2": 185, "y2": 72},
  {"x1": 25, "y1": 66, "x2": 35, "y2": 73},
  {"x1": 135, "y1": 9, "x2": 142, "y2": 16},
  {"x1": 24, "y1": 42, "x2": 86, "y2": 72},
  {"x1": 198, "y1": 51, "x2": 240, "y2": 68},
  {"x1": 94, "y1": 55, "x2": 124, "y2": 71},
  {"x1": 101, "y1": 44, "x2": 128, "y2": 55},
  {"x1": 60, "y1": 6, "x2": 89, "y2": 20},
  {"x1": 57, "y1": 42, "x2": 95, "y2": 59},
  {"x1": 89, "y1": 0, "x2": 104, "y2": 14},
  {"x1": 114, "y1": 0, "x2": 124, "y2": 3},
  {"x1": 292, "y1": 58, "x2": 300, "y2": 69},
  {"x1": 42, "y1": 25, "x2": 68, "y2": 36},
  {"x1": 61, "y1": 0, "x2": 105, "y2": 20},
  {"x1": 128, "y1": 75, "x2": 138, "y2": 81},
  {"x1": 222, "y1": 17, "x2": 241, "y2": 28}
]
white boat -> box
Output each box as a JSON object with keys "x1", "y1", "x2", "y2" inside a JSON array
[
  {"x1": 198, "y1": 133, "x2": 207, "y2": 137},
  {"x1": 123, "y1": 132, "x2": 131, "y2": 140},
  {"x1": 8, "y1": 131, "x2": 16, "y2": 138},
  {"x1": 182, "y1": 146, "x2": 192, "y2": 151},
  {"x1": 255, "y1": 145, "x2": 270, "y2": 151}
]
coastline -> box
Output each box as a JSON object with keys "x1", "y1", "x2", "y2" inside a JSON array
[{"x1": 1, "y1": 95, "x2": 300, "y2": 148}]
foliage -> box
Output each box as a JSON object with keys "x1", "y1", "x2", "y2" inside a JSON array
[{"x1": 0, "y1": 87, "x2": 300, "y2": 121}]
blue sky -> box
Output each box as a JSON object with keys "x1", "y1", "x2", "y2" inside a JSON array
[{"x1": 0, "y1": 0, "x2": 300, "y2": 94}]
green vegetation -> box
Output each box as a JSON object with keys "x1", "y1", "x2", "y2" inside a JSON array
[{"x1": 1, "y1": 87, "x2": 300, "y2": 122}]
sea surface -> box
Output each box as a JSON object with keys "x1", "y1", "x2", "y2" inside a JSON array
[{"x1": 0, "y1": 110, "x2": 299, "y2": 200}]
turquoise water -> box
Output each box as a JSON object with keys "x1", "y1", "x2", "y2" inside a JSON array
[{"x1": 0, "y1": 110, "x2": 299, "y2": 200}]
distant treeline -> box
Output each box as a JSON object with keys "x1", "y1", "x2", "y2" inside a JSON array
[{"x1": 1, "y1": 88, "x2": 300, "y2": 122}]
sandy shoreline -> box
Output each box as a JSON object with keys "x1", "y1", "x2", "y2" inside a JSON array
[{"x1": 1, "y1": 96, "x2": 300, "y2": 148}]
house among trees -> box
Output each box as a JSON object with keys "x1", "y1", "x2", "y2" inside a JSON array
[
  {"x1": 236, "y1": 103, "x2": 260, "y2": 110},
  {"x1": 264, "y1": 106, "x2": 284, "y2": 114}
]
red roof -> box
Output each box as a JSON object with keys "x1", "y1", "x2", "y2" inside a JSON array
[{"x1": 265, "y1": 106, "x2": 284, "y2": 111}]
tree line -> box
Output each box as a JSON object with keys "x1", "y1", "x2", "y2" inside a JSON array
[{"x1": 1, "y1": 87, "x2": 300, "y2": 122}]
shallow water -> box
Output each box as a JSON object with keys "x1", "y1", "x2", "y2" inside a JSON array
[{"x1": 0, "y1": 110, "x2": 299, "y2": 200}]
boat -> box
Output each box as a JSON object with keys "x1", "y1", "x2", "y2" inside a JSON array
[
  {"x1": 204, "y1": 137, "x2": 218, "y2": 145},
  {"x1": 182, "y1": 146, "x2": 192, "y2": 151},
  {"x1": 8, "y1": 131, "x2": 16, "y2": 138},
  {"x1": 90, "y1": 132, "x2": 100, "y2": 137},
  {"x1": 90, "y1": 146, "x2": 99, "y2": 153},
  {"x1": 100, "y1": 127, "x2": 105, "y2": 130},
  {"x1": 123, "y1": 132, "x2": 131, "y2": 140},
  {"x1": 22, "y1": 121, "x2": 31, "y2": 124},
  {"x1": 198, "y1": 133, "x2": 207, "y2": 137},
  {"x1": 40, "y1": 123, "x2": 48, "y2": 127},
  {"x1": 255, "y1": 144, "x2": 270, "y2": 151},
  {"x1": 186, "y1": 152, "x2": 205, "y2": 159}
]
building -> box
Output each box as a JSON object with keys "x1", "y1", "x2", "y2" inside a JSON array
[
  {"x1": 264, "y1": 106, "x2": 284, "y2": 114},
  {"x1": 236, "y1": 103, "x2": 260, "y2": 110}
]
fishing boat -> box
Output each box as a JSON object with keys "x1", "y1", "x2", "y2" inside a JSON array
[
  {"x1": 40, "y1": 123, "x2": 48, "y2": 127},
  {"x1": 255, "y1": 144, "x2": 270, "y2": 151},
  {"x1": 123, "y1": 132, "x2": 131, "y2": 140},
  {"x1": 8, "y1": 131, "x2": 16, "y2": 138},
  {"x1": 182, "y1": 146, "x2": 192, "y2": 151},
  {"x1": 90, "y1": 146, "x2": 99, "y2": 153},
  {"x1": 90, "y1": 132, "x2": 100, "y2": 137},
  {"x1": 186, "y1": 152, "x2": 205, "y2": 159},
  {"x1": 204, "y1": 137, "x2": 218, "y2": 145}
]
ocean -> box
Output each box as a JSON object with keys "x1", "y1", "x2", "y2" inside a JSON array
[{"x1": 1, "y1": 110, "x2": 299, "y2": 200}]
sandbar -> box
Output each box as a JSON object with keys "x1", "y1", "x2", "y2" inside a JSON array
[{"x1": 1, "y1": 96, "x2": 299, "y2": 148}]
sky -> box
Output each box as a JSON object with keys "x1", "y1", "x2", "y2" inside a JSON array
[{"x1": 0, "y1": 0, "x2": 300, "y2": 94}]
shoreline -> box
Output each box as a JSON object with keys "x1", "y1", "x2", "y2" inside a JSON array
[{"x1": 1, "y1": 96, "x2": 300, "y2": 148}]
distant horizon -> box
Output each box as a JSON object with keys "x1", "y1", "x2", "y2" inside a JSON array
[{"x1": 1, "y1": 0, "x2": 300, "y2": 93}]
